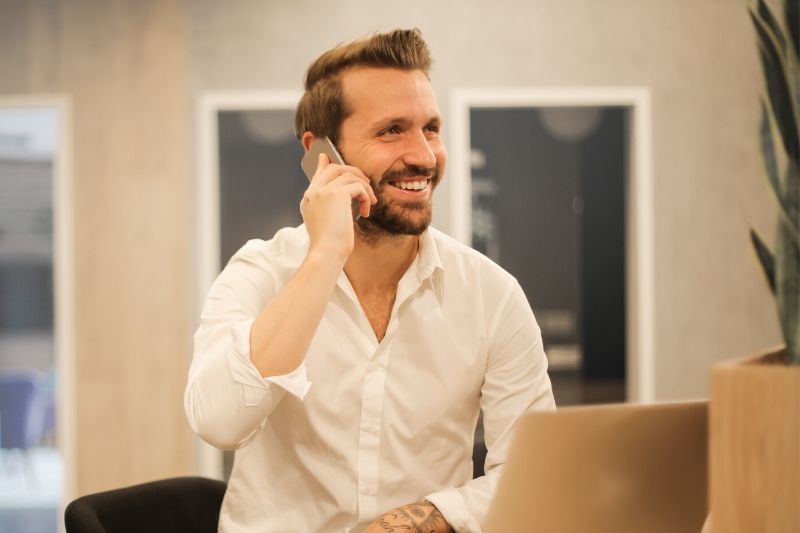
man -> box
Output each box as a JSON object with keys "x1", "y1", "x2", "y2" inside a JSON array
[{"x1": 185, "y1": 28, "x2": 555, "y2": 532}]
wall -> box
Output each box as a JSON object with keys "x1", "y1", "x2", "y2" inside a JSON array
[
  {"x1": 0, "y1": 0, "x2": 785, "y2": 495},
  {"x1": 0, "y1": 0, "x2": 194, "y2": 494},
  {"x1": 188, "y1": 0, "x2": 783, "y2": 400}
]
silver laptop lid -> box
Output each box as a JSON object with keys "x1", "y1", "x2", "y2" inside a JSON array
[{"x1": 484, "y1": 401, "x2": 708, "y2": 533}]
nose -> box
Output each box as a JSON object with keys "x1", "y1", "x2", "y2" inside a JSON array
[{"x1": 402, "y1": 130, "x2": 437, "y2": 169}]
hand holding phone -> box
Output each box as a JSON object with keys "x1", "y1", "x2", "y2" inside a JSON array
[{"x1": 301, "y1": 137, "x2": 362, "y2": 221}]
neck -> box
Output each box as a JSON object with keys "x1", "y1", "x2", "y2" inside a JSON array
[{"x1": 344, "y1": 230, "x2": 420, "y2": 291}]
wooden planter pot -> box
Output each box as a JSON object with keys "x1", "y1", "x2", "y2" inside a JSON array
[{"x1": 710, "y1": 347, "x2": 800, "y2": 532}]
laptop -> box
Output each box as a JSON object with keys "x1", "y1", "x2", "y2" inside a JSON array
[{"x1": 484, "y1": 401, "x2": 708, "y2": 533}]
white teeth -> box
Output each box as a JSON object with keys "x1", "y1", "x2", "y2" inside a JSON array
[{"x1": 394, "y1": 180, "x2": 428, "y2": 190}]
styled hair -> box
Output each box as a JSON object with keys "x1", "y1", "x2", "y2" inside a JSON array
[{"x1": 294, "y1": 28, "x2": 432, "y2": 145}]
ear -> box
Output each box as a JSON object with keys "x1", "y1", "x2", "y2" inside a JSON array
[{"x1": 301, "y1": 132, "x2": 318, "y2": 152}]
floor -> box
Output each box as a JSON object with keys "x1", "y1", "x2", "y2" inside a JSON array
[{"x1": 0, "y1": 447, "x2": 61, "y2": 533}]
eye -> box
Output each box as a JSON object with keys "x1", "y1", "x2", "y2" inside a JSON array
[
  {"x1": 379, "y1": 125, "x2": 402, "y2": 136},
  {"x1": 425, "y1": 122, "x2": 441, "y2": 134}
]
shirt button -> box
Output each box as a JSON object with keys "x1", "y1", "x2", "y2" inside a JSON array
[{"x1": 360, "y1": 486, "x2": 376, "y2": 496}]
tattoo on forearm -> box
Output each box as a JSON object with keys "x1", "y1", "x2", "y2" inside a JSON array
[
  {"x1": 375, "y1": 502, "x2": 453, "y2": 533},
  {"x1": 376, "y1": 517, "x2": 413, "y2": 531},
  {"x1": 418, "y1": 506, "x2": 448, "y2": 532},
  {"x1": 409, "y1": 505, "x2": 426, "y2": 518}
]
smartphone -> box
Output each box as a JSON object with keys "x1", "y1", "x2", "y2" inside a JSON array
[
  {"x1": 300, "y1": 137, "x2": 361, "y2": 221},
  {"x1": 301, "y1": 137, "x2": 344, "y2": 179}
]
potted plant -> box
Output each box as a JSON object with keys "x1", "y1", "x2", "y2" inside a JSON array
[{"x1": 709, "y1": 0, "x2": 799, "y2": 531}]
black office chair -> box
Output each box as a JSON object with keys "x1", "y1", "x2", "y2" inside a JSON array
[{"x1": 64, "y1": 476, "x2": 226, "y2": 533}]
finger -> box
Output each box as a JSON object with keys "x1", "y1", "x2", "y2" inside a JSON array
[
  {"x1": 340, "y1": 170, "x2": 375, "y2": 203},
  {"x1": 316, "y1": 163, "x2": 371, "y2": 188},
  {"x1": 326, "y1": 172, "x2": 374, "y2": 194},
  {"x1": 310, "y1": 161, "x2": 345, "y2": 188},
  {"x1": 342, "y1": 181, "x2": 374, "y2": 218},
  {"x1": 309, "y1": 153, "x2": 330, "y2": 186},
  {"x1": 343, "y1": 165, "x2": 371, "y2": 186},
  {"x1": 348, "y1": 176, "x2": 376, "y2": 206}
]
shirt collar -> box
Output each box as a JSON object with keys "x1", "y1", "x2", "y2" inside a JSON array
[
  {"x1": 334, "y1": 228, "x2": 445, "y2": 302},
  {"x1": 416, "y1": 228, "x2": 445, "y2": 298}
]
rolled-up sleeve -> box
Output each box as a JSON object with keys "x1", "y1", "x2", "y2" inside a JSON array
[
  {"x1": 184, "y1": 241, "x2": 312, "y2": 450},
  {"x1": 425, "y1": 282, "x2": 555, "y2": 532}
]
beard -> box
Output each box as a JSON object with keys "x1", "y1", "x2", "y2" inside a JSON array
[{"x1": 356, "y1": 164, "x2": 440, "y2": 239}]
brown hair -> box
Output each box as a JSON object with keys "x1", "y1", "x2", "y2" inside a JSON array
[{"x1": 294, "y1": 28, "x2": 432, "y2": 145}]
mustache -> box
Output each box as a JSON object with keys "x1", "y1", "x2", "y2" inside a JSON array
[{"x1": 381, "y1": 165, "x2": 438, "y2": 183}]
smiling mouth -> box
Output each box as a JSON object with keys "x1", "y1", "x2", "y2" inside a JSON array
[{"x1": 388, "y1": 179, "x2": 430, "y2": 191}]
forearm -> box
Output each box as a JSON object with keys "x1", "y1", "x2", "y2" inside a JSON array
[
  {"x1": 364, "y1": 501, "x2": 454, "y2": 533},
  {"x1": 250, "y1": 250, "x2": 344, "y2": 377}
]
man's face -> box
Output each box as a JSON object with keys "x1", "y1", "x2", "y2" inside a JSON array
[{"x1": 337, "y1": 67, "x2": 446, "y2": 237}]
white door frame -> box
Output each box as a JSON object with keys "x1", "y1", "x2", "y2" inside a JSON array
[
  {"x1": 194, "y1": 91, "x2": 301, "y2": 479},
  {"x1": 0, "y1": 95, "x2": 76, "y2": 522},
  {"x1": 449, "y1": 87, "x2": 655, "y2": 403}
]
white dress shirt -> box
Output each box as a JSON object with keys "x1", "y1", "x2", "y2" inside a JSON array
[{"x1": 185, "y1": 225, "x2": 555, "y2": 532}]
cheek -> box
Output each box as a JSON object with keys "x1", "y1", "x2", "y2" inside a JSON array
[
  {"x1": 431, "y1": 139, "x2": 447, "y2": 160},
  {"x1": 364, "y1": 147, "x2": 403, "y2": 176},
  {"x1": 434, "y1": 146, "x2": 447, "y2": 171}
]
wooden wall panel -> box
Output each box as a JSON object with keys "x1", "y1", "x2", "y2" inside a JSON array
[{"x1": 0, "y1": 0, "x2": 193, "y2": 494}]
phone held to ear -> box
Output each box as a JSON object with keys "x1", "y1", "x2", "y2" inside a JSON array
[{"x1": 301, "y1": 137, "x2": 361, "y2": 221}]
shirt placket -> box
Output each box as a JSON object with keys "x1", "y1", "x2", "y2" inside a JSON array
[
  {"x1": 345, "y1": 264, "x2": 430, "y2": 524},
  {"x1": 356, "y1": 343, "x2": 388, "y2": 522}
]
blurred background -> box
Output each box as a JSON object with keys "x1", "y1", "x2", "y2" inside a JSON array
[{"x1": 0, "y1": 0, "x2": 785, "y2": 531}]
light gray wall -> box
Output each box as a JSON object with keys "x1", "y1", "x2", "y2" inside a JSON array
[{"x1": 190, "y1": 0, "x2": 782, "y2": 400}]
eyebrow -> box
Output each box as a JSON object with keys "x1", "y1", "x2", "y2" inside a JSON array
[
  {"x1": 427, "y1": 116, "x2": 443, "y2": 127},
  {"x1": 370, "y1": 115, "x2": 443, "y2": 130}
]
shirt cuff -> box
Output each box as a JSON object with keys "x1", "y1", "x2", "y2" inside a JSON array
[
  {"x1": 227, "y1": 318, "x2": 312, "y2": 406},
  {"x1": 263, "y1": 362, "x2": 312, "y2": 400},
  {"x1": 425, "y1": 487, "x2": 481, "y2": 533}
]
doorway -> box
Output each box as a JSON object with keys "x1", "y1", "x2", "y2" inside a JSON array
[
  {"x1": 449, "y1": 87, "x2": 655, "y2": 405},
  {"x1": 0, "y1": 98, "x2": 74, "y2": 533}
]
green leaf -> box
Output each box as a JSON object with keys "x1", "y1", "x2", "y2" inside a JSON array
[
  {"x1": 775, "y1": 158, "x2": 800, "y2": 365},
  {"x1": 759, "y1": 100, "x2": 799, "y2": 240},
  {"x1": 775, "y1": 223, "x2": 800, "y2": 364},
  {"x1": 787, "y1": 0, "x2": 799, "y2": 58},
  {"x1": 790, "y1": 157, "x2": 800, "y2": 234},
  {"x1": 750, "y1": 9, "x2": 800, "y2": 161},
  {"x1": 756, "y1": 0, "x2": 787, "y2": 53},
  {"x1": 760, "y1": 99, "x2": 782, "y2": 197},
  {"x1": 750, "y1": 228, "x2": 776, "y2": 294}
]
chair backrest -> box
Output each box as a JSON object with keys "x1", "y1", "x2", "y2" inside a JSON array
[
  {"x1": 64, "y1": 477, "x2": 227, "y2": 533},
  {"x1": 0, "y1": 368, "x2": 44, "y2": 449}
]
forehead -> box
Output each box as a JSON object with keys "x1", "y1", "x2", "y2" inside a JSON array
[{"x1": 340, "y1": 67, "x2": 440, "y2": 126}]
